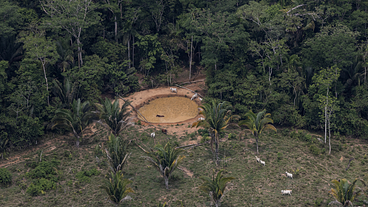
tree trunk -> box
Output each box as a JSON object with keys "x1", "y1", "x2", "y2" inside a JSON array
[
  {"x1": 128, "y1": 35, "x2": 131, "y2": 68},
  {"x1": 164, "y1": 176, "x2": 169, "y2": 190},
  {"x1": 215, "y1": 200, "x2": 220, "y2": 207},
  {"x1": 114, "y1": 16, "x2": 118, "y2": 43},
  {"x1": 189, "y1": 35, "x2": 193, "y2": 81},
  {"x1": 328, "y1": 109, "x2": 332, "y2": 155},
  {"x1": 41, "y1": 61, "x2": 50, "y2": 106},
  {"x1": 132, "y1": 36, "x2": 135, "y2": 67},
  {"x1": 215, "y1": 138, "x2": 219, "y2": 165},
  {"x1": 325, "y1": 86, "x2": 329, "y2": 143},
  {"x1": 256, "y1": 135, "x2": 259, "y2": 154},
  {"x1": 77, "y1": 38, "x2": 83, "y2": 68}
]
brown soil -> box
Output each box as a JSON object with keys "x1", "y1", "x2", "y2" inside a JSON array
[
  {"x1": 138, "y1": 96, "x2": 198, "y2": 123},
  {"x1": 121, "y1": 80, "x2": 206, "y2": 137}
]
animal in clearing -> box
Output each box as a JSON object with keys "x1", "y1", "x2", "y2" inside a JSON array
[
  {"x1": 161, "y1": 129, "x2": 167, "y2": 134},
  {"x1": 156, "y1": 115, "x2": 164, "y2": 117},
  {"x1": 170, "y1": 87, "x2": 177, "y2": 93},
  {"x1": 281, "y1": 190, "x2": 292, "y2": 195},
  {"x1": 150, "y1": 132, "x2": 155, "y2": 138},
  {"x1": 285, "y1": 172, "x2": 293, "y2": 179},
  {"x1": 260, "y1": 160, "x2": 265, "y2": 166},
  {"x1": 191, "y1": 93, "x2": 198, "y2": 100},
  {"x1": 255, "y1": 156, "x2": 260, "y2": 163}
]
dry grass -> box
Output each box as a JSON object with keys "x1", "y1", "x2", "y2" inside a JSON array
[{"x1": 1, "y1": 126, "x2": 368, "y2": 207}]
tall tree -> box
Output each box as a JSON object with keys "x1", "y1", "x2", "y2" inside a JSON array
[
  {"x1": 310, "y1": 66, "x2": 341, "y2": 154},
  {"x1": 39, "y1": 0, "x2": 100, "y2": 68},
  {"x1": 19, "y1": 31, "x2": 59, "y2": 106},
  {"x1": 192, "y1": 100, "x2": 237, "y2": 165},
  {"x1": 238, "y1": 109, "x2": 276, "y2": 154}
]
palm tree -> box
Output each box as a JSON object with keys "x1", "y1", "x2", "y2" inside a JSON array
[
  {"x1": 199, "y1": 169, "x2": 235, "y2": 207},
  {"x1": 142, "y1": 142, "x2": 186, "y2": 189},
  {"x1": 50, "y1": 98, "x2": 96, "y2": 147},
  {"x1": 52, "y1": 77, "x2": 79, "y2": 109},
  {"x1": 100, "y1": 172, "x2": 134, "y2": 207},
  {"x1": 192, "y1": 100, "x2": 236, "y2": 165},
  {"x1": 105, "y1": 134, "x2": 130, "y2": 173},
  {"x1": 238, "y1": 109, "x2": 276, "y2": 154},
  {"x1": 328, "y1": 178, "x2": 364, "y2": 207},
  {"x1": 95, "y1": 98, "x2": 132, "y2": 136}
]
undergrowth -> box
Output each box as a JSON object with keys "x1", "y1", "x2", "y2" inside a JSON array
[{"x1": 0, "y1": 126, "x2": 368, "y2": 206}]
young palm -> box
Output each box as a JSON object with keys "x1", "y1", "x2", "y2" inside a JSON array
[
  {"x1": 199, "y1": 169, "x2": 235, "y2": 207},
  {"x1": 143, "y1": 142, "x2": 186, "y2": 189},
  {"x1": 328, "y1": 178, "x2": 364, "y2": 206},
  {"x1": 52, "y1": 77, "x2": 79, "y2": 109},
  {"x1": 238, "y1": 109, "x2": 276, "y2": 154},
  {"x1": 95, "y1": 98, "x2": 132, "y2": 136},
  {"x1": 105, "y1": 134, "x2": 130, "y2": 173},
  {"x1": 100, "y1": 172, "x2": 134, "y2": 207},
  {"x1": 50, "y1": 98, "x2": 96, "y2": 147},
  {"x1": 192, "y1": 100, "x2": 236, "y2": 165}
]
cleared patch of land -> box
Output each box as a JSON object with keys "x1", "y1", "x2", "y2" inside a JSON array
[{"x1": 0, "y1": 125, "x2": 368, "y2": 207}]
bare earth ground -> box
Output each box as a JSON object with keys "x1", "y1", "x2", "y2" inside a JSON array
[{"x1": 120, "y1": 80, "x2": 207, "y2": 138}]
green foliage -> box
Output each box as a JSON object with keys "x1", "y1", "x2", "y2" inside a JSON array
[
  {"x1": 27, "y1": 159, "x2": 60, "y2": 179},
  {"x1": 239, "y1": 109, "x2": 276, "y2": 154},
  {"x1": 143, "y1": 142, "x2": 185, "y2": 189},
  {"x1": 76, "y1": 168, "x2": 100, "y2": 183},
  {"x1": 192, "y1": 100, "x2": 237, "y2": 164},
  {"x1": 105, "y1": 134, "x2": 130, "y2": 173},
  {"x1": 199, "y1": 170, "x2": 235, "y2": 207},
  {"x1": 51, "y1": 98, "x2": 96, "y2": 147},
  {"x1": 328, "y1": 178, "x2": 364, "y2": 206},
  {"x1": 100, "y1": 172, "x2": 134, "y2": 206},
  {"x1": 309, "y1": 145, "x2": 320, "y2": 156},
  {"x1": 95, "y1": 98, "x2": 131, "y2": 136},
  {"x1": 0, "y1": 168, "x2": 12, "y2": 186},
  {"x1": 91, "y1": 38, "x2": 126, "y2": 64},
  {"x1": 0, "y1": 114, "x2": 44, "y2": 148},
  {"x1": 26, "y1": 178, "x2": 55, "y2": 196}
]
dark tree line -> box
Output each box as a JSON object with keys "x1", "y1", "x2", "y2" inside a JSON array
[{"x1": 1, "y1": 0, "x2": 368, "y2": 151}]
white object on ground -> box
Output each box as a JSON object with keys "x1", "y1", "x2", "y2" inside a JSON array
[
  {"x1": 285, "y1": 172, "x2": 293, "y2": 179},
  {"x1": 191, "y1": 93, "x2": 198, "y2": 100},
  {"x1": 281, "y1": 190, "x2": 292, "y2": 195},
  {"x1": 260, "y1": 160, "x2": 265, "y2": 166},
  {"x1": 170, "y1": 87, "x2": 177, "y2": 93},
  {"x1": 150, "y1": 132, "x2": 155, "y2": 138},
  {"x1": 255, "y1": 156, "x2": 260, "y2": 163}
]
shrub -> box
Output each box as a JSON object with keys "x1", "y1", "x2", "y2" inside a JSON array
[
  {"x1": 76, "y1": 168, "x2": 100, "y2": 183},
  {"x1": 26, "y1": 178, "x2": 55, "y2": 196},
  {"x1": 27, "y1": 159, "x2": 60, "y2": 179},
  {"x1": 0, "y1": 168, "x2": 12, "y2": 186},
  {"x1": 228, "y1": 133, "x2": 237, "y2": 140},
  {"x1": 309, "y1": 145, "x2": 320, "y2": 156}
]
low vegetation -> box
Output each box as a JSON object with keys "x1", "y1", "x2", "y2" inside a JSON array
[{"x1": 1, "y1": 125, "x2": 368, "y2": 206}]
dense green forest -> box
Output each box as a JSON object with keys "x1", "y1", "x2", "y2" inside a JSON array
[{"x1": 1, "y1": 0, "x2": 368, "y2": 151}]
